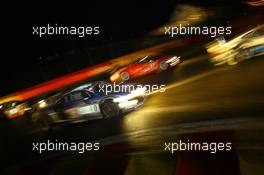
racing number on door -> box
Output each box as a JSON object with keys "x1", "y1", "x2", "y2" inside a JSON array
[
  {"x1": 91, "y1": 104, "x2": 99, "y2": 112},
  {"x1": 77, "y1": 104, "x2": 100, "y2": 115}
]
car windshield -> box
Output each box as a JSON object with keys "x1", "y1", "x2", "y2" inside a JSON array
[
  {"x1": 71, "y1": 83, "x2": 93, "y2": 91},
  {"x1": 134, "y1": 56, "x2": 155, "y2": 63},
  {"x1": 89, "y1": 82, "x2": 112, "y2": 95}
]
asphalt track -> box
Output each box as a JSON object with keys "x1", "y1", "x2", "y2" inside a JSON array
[
  {"x1": 47, "y1": 47, "x2": 264, "y2": 140},
  {"x1": 1, "y1": 39, "x2": 264, "y2": 174}
]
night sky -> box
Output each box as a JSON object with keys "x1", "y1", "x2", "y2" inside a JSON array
[{"x1": 2, "y1": 0, "x2": 244, "y2": 96}]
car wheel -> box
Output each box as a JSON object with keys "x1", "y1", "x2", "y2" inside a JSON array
[
  {"x1": 100, "y1": 100, "x2": 120, "y2": 118},
  {"x1": 120, "y1": 72, "x2": 130, "y2": 81},
  {"x1": 160, "y1": 61, "x2": 169, "y2": 70}
]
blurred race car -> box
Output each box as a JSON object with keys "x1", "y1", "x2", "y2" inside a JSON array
[
  {"x1": 44, "y1": 81, "x2": 146, "y2": 127},
  {"x1": 245, "y1": 0, "x2": 264, "y2": 7},
  {"x1": 110, "y1": 55, "x2": 181, "y2": 82},
  {"x1": 206, "y1": 24, "x2": 264, "y2": 66},
  {"x1": 0, "y1": 101, "x2": 33, "y2": 119}
]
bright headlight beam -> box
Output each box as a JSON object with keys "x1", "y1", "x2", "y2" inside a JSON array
[
  {"x1": 166, "y1": 56, "x2": 181, "y2": 63},
  {"x1": 131, "y1": 87, "x2": 146, "y2": 96},
  {"x1": 113, "y1": 87, "x2": 146, "y2": 102},
  {"x1": 38, "y1": 100, "x2": 47, "y2": 108},
  {"x1": 118, "y1": 99, "x2": 138, "y2": 108},
  {"x1": 9, "y1": 108, "x2": 18, "y2": 115}
]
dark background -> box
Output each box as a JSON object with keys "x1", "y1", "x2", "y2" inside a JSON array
[{"x1": 2, "y1": 0, "x2": 243, "y2": 96}]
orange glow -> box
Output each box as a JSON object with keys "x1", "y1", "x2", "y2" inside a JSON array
[
  {"x1": 246, "y1": 0, "x2": 264, "y2": 6},
  {"x1": 0, "y1": 38, "x2": 196, "y2": 104},
  {"x1": 110, "y1": 72, "x2": 120, "y2": 82},
  {"x1": 0, "y1": 61, "x2": 113, "y2": 104}
]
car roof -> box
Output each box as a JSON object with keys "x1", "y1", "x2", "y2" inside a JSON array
[{"x1": 64, "y1": 81, "x2": 110, "y2": 95}]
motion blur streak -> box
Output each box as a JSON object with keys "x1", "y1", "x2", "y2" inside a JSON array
[
  {"x1": 179, "y1": 55, "x2": 208, "y2": 66},
  {"x1": 165, "y1": 68, "x2": 223, "y2": 91},
  {"x1": 147, "y1": 65, "x2": 223, "y2": 97},
  {"x1": 0, "y1": 37, "x2": 199, "y2": 104},
  {"x1": 246, "y1": 0, "x2": 264, "y2": 6},
  {"x1": 0, "y1": 62, "x2": 113, "y2": 103},
  {"x1": 122, "y1": 68, "x2": 225, "y2": 130}
]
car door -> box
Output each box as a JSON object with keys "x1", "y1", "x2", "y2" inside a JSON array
[
  {"x1": 60, "y1": 91, "x2": 88, "y2": 119},
  {"x1": 138, "y1": 58, "x2": 159, "y2": 76},
  {"x1": 75, "y1": 91, "x2": 101, "y2": 117}
]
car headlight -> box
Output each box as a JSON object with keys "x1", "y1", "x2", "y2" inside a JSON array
[
  {"x1": 118, "y1": 99, "x2": 139, "y2": 108},
  {"x1": 38, "y1": 100, "x2": 47, "y2": 108},
  {"x1": 113, "y1": 87, "x2": 146, "y2": 103},
  {"x1": 9, "y1": 108, "x2": 18, "y2": 115}
]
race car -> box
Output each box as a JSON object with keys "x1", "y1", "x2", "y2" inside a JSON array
[
  {"x1": 0, "y1": 101, "x2": 33, "y2": 119},
  {"x1": 110, "y1": 55, "x2": 181, "y2": 82},
  {"x1": 44, "y1": 81, "x2": 146, "y2": 127},
  {"x1": 206, "y1": 24, "x2": 264, "y2": 66}
]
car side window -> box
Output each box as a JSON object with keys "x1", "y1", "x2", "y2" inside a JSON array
[
  {"x1": 136, "y1": 56, "x2": 154, "y2": 63},
  {"x1": 69, "y1": 91, "x2": 83, "y2": 101},
  {"x1": 81, "y1": 91, "x2": 91, "y2": 99},
  {"x1": 57, "y1": 96, "x2": 68, "y2": 106},
  {"x1": 57, "y1": 91, "x2": 90, "y2": 106},
  {"x1": 63, "y1": 95, "x2": 70, "y2": 104}
]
